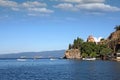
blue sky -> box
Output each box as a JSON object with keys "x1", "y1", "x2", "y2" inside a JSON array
[{"x1": 0, "y1": 0, "x2": 120, "y2": 54}]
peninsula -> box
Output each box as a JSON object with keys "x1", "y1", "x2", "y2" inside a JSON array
[{"x1": 64, "y1": 25, "x2": 120, "y2": 60}]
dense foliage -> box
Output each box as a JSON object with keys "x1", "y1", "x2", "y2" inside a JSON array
[
  {"x1": 68, "y1": 37, "x2": 112, "y2": 58},
  {"x1": 69, "y1": 37, "x2": 84, "y2": 49}
]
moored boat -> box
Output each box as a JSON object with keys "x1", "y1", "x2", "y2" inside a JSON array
[
  {"x1": 17, "y1": 58, "x2": 26, "y2": 61},
  {"x1": 17, "y1": 56, "x2": 27, "y2": 61},
  {"x1": 116, "y1": 53, "x2": 120, "y2": 61},
  {"x1": 82, "y1": 58, "x2": 96, "y2": 61}
]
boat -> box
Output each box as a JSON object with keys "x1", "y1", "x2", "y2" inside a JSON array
[
  {"x1": 116, "y1": 53, "x2": 120, "y2": 61},
  {"x1": 17, "y1": 56, "x2": 27, "y2": 61},
  {"x1": 50, "y1": 58, "x2": 56, "y2": 60},
  {"x1": 82, "y1": 58, "x2": 96, "y2": 61},
  {"x1": 17, "y1": 58, "x2": 26, "y2": 61}
]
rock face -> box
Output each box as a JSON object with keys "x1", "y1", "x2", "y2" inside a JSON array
[
  {"x1": 108, "y1": 30, "x2": 120, "y2": 40},
  {"x1": 87, "y1": 35, "x2": 95, "y2": 42},
  {"x1": 107, "y1": 30, "x2": 120, "y2": 53},
  {"x1": 64, "y1": 49, "x2": 81, "y2": 59}
]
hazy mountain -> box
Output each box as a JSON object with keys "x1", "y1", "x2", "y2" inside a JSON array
[{"x1": 0, "y1": 50, "x2": 65, "y2": 58}]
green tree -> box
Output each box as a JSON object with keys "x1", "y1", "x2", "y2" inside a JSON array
[
  {"x1": 100, "y1": 48, "x2": 112, "y2": 56},
  {"x1": 73, "y1": 39, "x2": 78, "y2": 49},
  {"x1": 100, "y1": 38, "x2": 105, "y2": 41},
  {"x1": 90, "y1": 52, "x2": 97, "y2": 58},
  {"x1": 73, "y1": 37, "x2": 84, "y2": 49},
  {"x1": 68, "y1": 44, "x2": 72, "y2": 50},
  {"x1": 82, "y1": 53, "x2": 88, "y2": 58},
  {"x1": 81, "y1": 42, "x2": 97, "y2": 56},
  {"x1": 114, "y1": 25, "x2": 120, "y2": 31}
]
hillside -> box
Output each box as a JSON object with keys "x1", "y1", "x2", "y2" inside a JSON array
[
  {"x1": 107, "y1": 29, "x2": 120, "y2": 53},
  {"x1": 108, "y1": 30, "x2": 120, "y2": 40},
  {"x1": 0, "y1": 50, "x2": 65, "y2": 58}
]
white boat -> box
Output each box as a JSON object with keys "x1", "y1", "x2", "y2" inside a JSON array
[
  {"x1": 17, "y1": 56, "x2": 27, "y2": 61},
  {"x1": 82, "y1": 58, "x2": 96, "y2": 61},
  {"x1": 50, "y1": 58, "x2": 56, "y2": 60},
  {"x1": 116, "y1": 53, "x2": 120, "y2": 61},
  {"x1": 17, "y1": 59, "x2": 26, "y2": 61}
]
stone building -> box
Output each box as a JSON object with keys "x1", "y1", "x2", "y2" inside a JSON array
[{"x1": 87, "y1": 35, "x2": 95, "y2": 42}]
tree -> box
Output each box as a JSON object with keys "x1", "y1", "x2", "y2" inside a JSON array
[
  {"x1": 100, "y1": 48, "x2": 112, "y2": 56},
  {"x1": 108, "y1": 39, "x2": 118, "y2": 53},
  {"x1": 90, "y1": 52, "x2": 97, "y2": 58},
  {"x1": 100, "y1": 38, "x2": 105, "y2": 41},
  {"x1": 73, "y1": 37, "x2": 84, "y2": 49},
  {"x1": 81, "y1": 42, "x2": 97, "y2": 57},
  {"x1": 114, "y1": 25, "x2": 120, "y2": 31},
  {"x1": 82, "y1": 53, "x2": 88, "y2": 58},
  {"x1": 73, "y1": 39, "x2": 78, "y2": 49},
  {"x1": 68, "y1": 44, "x2": 72, "y2": 50}
]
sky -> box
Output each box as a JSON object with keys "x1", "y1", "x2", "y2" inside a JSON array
[{"x1": 0, "y1": 0, "x2": 120, "y2": 54}]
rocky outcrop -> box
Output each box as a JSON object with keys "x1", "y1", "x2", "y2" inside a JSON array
[
  {"x1": 64, "y1": 49, "x2": 81, "y2": 59},
  {"x1": 87, "y1": 35, "x2": 95, "y2": 42},
  {"x1": 107, "y1": 30, "x2": 120, "y2": 53},
  {"x1": 108, "y1": 30, "x2": 120, "y2": 40}
]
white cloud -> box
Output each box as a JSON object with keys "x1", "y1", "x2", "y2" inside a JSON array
[
  {"x1": 11, "y1": 7, "x2": 19, "y2": 11},
  {"x1": 22, "y1": 1, "x2": 54, "y2": 14},
  {"x1": 28, "y1": 8, "x2": 54, "y2": 13},
  {"x1": 0, "y1": 0, "x2": 19, "y2": 11},
  {"x1": 75, "y1": 3, "x2": 120, "y2": 12},
  {"x1": 82, "y1": 0, "x2": 105, "y2": 3},
  {"x1": 0, "y1": 0, "x2": 120, "y2": 15},
  {"x1": 28, "y1": 13, "x2": 49, "y2": 17},
  {"x1": 65, "y1": 17, "x2": 77, "y2": 21},
  {"x1": 22, "y1": 1, "x2": 47, "y2": 8},
  {"x1": 0, "y1": 0, "x2": 18, "y2": 7},
  {"x1": 53, "y1": 0, "x2": 120, "y2": 13},
  {"x1": 0, "y1": 0, "x2": 54, "y2": 16},
  {"x1": 54, "y1": 2, "x2": 120, "y2": 13},
  {"x1": 54, "y1": 3, "x2": 75, "y2": 10},
  {"x1": 61, "y1": 0, "x2": 82, "y2": 3},
  {"x1": 61, "y1": 0, "x2": 105, "y2": 3}
]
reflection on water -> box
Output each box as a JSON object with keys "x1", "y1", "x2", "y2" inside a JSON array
[{"x1": 0, "y1": 59, "x2": 120, "y2": 80}]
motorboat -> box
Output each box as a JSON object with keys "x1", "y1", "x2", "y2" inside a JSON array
[
  {"x1": 17, "y1": 58, "x2": 26, "y2": 61},
  {"x1": 82, "y1": 58, "x2": 96, "y2": 60},
  {"x1": 116, "y1": 53, "x2": 120, "y2": 61},
  {"x1": 17, "y1": 56, "x2": 27, "y2": 61}
]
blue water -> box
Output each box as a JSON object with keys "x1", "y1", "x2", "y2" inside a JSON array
[{"x1": 0, "y1": 59, "x2": 120, "y2": 80}]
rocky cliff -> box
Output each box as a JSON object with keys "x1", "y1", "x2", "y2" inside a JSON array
[
  {"x1": 108, "y1": 30, "x2": 120, "y2": 40},
  {"x1": 107, "y1": 30, "x2": 120, "y2": 53},
  {"x1": 64, "y1": 49, "x2": 81, "y2": 59}
]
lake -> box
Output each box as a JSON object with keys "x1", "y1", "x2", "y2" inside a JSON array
[{"x1": 0, "y1": 59, "x2": 120, "y2": 80}]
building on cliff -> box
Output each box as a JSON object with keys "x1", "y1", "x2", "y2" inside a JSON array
[{"x1": 87, "y1": 35, "x2": 95, "y2": 43}]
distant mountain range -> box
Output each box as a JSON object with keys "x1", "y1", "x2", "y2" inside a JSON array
[{"x1": 0, "y1": 50, "x2": 65, "y2": 58}]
